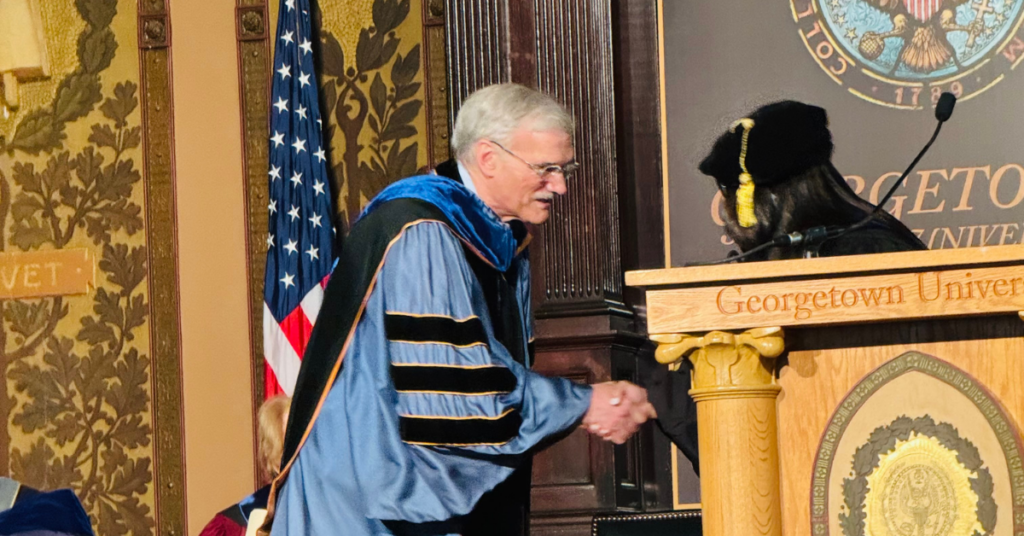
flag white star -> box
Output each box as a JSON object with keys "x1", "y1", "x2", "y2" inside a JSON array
[
  {"x1": 313, "y1": 148, "x2": 326, "y2": 163},
  {"x1": 267, "y1": 234, "x2": 274, "y2": 247},
  {"x1": 284, "y1": 239, "x2": 298, "y2": 255},
  {"x1": 270, "y1": 131, "x2": 285, "y2": 147},
  {"x1": 273, "y1": 97, "x2": 289, "y2": 113},
  {"x1": 306, "y1": 245, "x2": 319, "y2": 260},
  {"x1": 269, "y1": 164, "x2": 281, "y2": 180},
  {"x1": 316, "y1": 118, "x2": 322, "y2": 127},
  {"x1": 290, "y1": 171, "x2": 303, "y2": 187},
  {"x1": 281, "y1": 272, "x2": 295, "y2": 288},
  {"x1": 298, "y1": 72, "x2": 311, "y2": 88},
  {"x1": 295, "y1": 104, "x2": 308, "y2": 120},
  {"x1": 300, "y1": 39, "x2": 313, "y2": 55},
  {"x1": 268, "y1": 200, "x2": 277, "y2": 214},
  {"x1": 285, "y1": 0, "x2": 295, "y2": 12},
  {"x1": 309, "y1": 213, "x2": 323, "y2": 228},
  {"x1": 288, "y1": 205, "x2": 300, "y2": 221},
  {"x1": 292, "y1": 137, "x2": 307, "y2": 154},
  {"x1": 277, "y1": 63, "x2": 291, "y2": 79},
  {"x1": 282, "y1": 30, "x2": 295, "y2": 44},
  {"x1": 313, "y1": 180, "x2": 326, "y2": 196}
]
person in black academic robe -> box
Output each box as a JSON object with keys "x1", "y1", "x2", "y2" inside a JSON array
[{"x1": 650, "y1": 100, "x2": 927, "y2": 473}]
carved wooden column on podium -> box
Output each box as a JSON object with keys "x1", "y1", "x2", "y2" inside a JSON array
[{"x1": 651, "y1": 329, "x2": 786, "y2": 536}]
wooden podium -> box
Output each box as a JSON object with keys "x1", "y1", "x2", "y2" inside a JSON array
[{"x1": 626, "y1": 245, "x2": 1024, "y2": 536}]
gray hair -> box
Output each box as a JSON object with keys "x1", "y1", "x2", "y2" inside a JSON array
[{"x1": 450, "y1": 83, "x2": 575, "y2": 161}]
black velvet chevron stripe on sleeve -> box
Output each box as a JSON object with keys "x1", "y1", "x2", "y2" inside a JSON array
[
  {"x1": 398, "y1": 410, "x2": 523, "y2": 446},
  {"x1": 390, "y1": 365, "x2": 517, "y2": 395},
  {"x1": 280, "y1": 199, "x2": 453, "y2": 469},
  {"x1": 384, "y1": 312, "x2": 489, "y2": 347}
]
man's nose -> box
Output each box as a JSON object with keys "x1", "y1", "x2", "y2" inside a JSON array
[{"x1": 546, "y1": 172, "x2": 568, "y2": 195}]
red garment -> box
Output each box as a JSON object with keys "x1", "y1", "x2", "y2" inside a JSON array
[{"x1": 198, "y1": 513, "x2": 245, "y2": 536}]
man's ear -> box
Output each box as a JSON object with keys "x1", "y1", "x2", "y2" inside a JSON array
[{"x1": 475, "y1": 140, "x2": 499, "y2": 179}]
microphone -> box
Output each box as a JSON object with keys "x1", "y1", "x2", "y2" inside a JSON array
[
  {"x1": 935, "y1": 92, "x2": 956, "y2": 122},
  {"x1": 834, "y1": 91, "x2": 956, "y2": 237},
  {"x1": 691, "y1": 93, "x2": 956, "y2": 266}
]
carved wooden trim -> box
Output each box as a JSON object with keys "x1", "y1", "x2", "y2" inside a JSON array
[
  {"x1": 533, "y1": 0, "x2": 624, "y2": 317},
  {"x1": 443, "y1": 0, "x2": 511, "y2": 126},
  {"x1": 425, "y1": 0, "x2": 445, "y2": 22},
  {"x1": 139, "y1": 12, "x2": 171, "y2": 50},
  {"x1": 237, "y1": 4, "x2": 269, "y2": 42},
  {"x1": 612, "y1": 0, "x2": 666, "y2": 310},
  {"x1": 507, "y1": 1, "x2": 538, "y2": 85},
  {"x1": 651, "y1": 328, "x2": 785, "y2": 390},
  {"x1": 422, "y1": 0, "x2": 450, "y2": 167},
  {"x1": 235, "y1": 0, "x2": 271, "y2": 483},
  {"x1": 137, "y1": 0, "x2": 186, "y2": 532}
]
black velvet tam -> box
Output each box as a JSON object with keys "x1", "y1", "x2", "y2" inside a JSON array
[{"x1": 699, "y1": 101, "x2": 834, "y2": 188}]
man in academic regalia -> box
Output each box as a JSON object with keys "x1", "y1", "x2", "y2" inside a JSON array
[
  {"x1": 650, "y1": 100, "x2": 926, "y2": 472},
  {"x1": 265, "y1": 83, "x2": 657, "y2": 536}
]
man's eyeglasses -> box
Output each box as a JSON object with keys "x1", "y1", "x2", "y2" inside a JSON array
[{"x1": 488, "y1": 140, "x2": 580, "y2": 180}]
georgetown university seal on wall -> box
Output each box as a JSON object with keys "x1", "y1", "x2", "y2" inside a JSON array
[{"x1": 791, "y1": 0, "x2": 1024, "y2": 109}]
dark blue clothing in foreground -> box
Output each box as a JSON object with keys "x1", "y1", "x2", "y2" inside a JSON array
[{"x1": 0, "y1": 488, "x2": 94, "y2": 536}]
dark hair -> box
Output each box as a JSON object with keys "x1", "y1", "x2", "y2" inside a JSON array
[{"x1": 718, "y1": 163, "x2": 915, "y2": 260}]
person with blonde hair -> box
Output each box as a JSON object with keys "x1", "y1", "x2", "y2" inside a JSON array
[
  {"x1": 256, "y1": 395, "x2": 290, "y2": 483},
  {"x1": 199, "y1": 395, "x2": 290, "y2": 536}
]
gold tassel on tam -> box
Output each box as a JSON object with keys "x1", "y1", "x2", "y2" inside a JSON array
[{"x1": 730, "y1": 118, "x2": 757, "y2": 227}]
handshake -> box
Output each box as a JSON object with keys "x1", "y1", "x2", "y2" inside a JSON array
[{"x1": 581, "y1": 381, "x2": 658, "y2": 444}]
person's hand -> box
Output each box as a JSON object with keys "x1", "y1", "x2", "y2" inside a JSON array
[{"x1": 581, "y1": 381, "x2": 657, "y2": 444}]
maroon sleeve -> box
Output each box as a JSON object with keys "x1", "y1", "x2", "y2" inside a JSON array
[{"x1": 198, "y1": 513, "x2": 246, "y2": 536}]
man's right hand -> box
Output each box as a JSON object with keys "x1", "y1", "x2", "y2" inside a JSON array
[{"x1": 581, "y1": 381, "x2": 657, "y2": 444}]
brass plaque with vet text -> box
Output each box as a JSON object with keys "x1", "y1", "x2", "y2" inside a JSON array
[{"x1": 0, "y1": 248, "x2": 95, "y2": 300}]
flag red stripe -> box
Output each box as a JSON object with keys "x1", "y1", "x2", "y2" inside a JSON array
[
  {"x1": 264, "y1": 303, "x2": 304, "y2": 397},
  {"x1": 265, "y1": 366, "x2": 286, "y2": 399},
  {"x1": 279, "y1": 306, "x2": 314, "y2": 360}
]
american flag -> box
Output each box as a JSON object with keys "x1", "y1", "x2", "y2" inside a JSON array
[{"x1": 263, "y1": 0, "x2": 335, "y2": 397}]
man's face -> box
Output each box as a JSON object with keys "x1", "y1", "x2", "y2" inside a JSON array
[{"x1": 484, "y1": 127, "x2": 574, "y2": 225}]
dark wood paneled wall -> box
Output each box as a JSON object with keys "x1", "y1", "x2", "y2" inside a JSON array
[
  {"x1": 534, "y1": 0, "x2": 625, "y2": 317},
  {"x1": 443, "y1": 0, "x2": 511, "y2": 124},
  {"x1": 441, "y1": 1, "x2": 670, "y2": 534}
]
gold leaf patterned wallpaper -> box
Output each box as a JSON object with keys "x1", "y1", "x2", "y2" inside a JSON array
[
  {"x1": 0, "y1": 0, "x2": 157, "y2": 533},
  {"x1": 317, "y1": 0, "x2": 430, "y2": 230}
]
